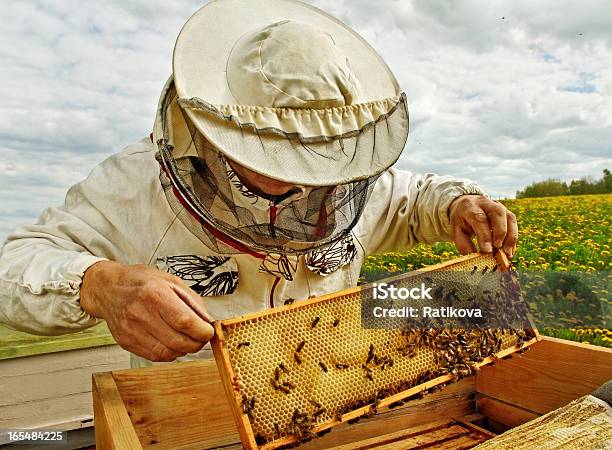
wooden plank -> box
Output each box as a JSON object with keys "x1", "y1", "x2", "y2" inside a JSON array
[
  {"x1": 210, "y1": 322, "x2": 258, "y2": 449},
  {"x1": 476, "y1": 336, "x2": 612, "y2": 414},
  {"x1": 494, "y1": 249, "x2": 511, "y2": 270},
  {"x1": 327, "y1": 423, "x2": 469, "y2": 450},
  {"x1": 0, "y1": 345, "x2": 129, "y2": 431},
  {"x1": 92, "y1": 372, "x2": 142, "y2": 450},
  {"x1": 427, "y1": 432, "x2": 488, "y2": 449},
  {"x1": 452, "y1": 416, "x2": 497, "y2": 438},
  {"x1": 0, "y1": 393, "x2": 92, "y2": 431},
  {"x1": 455, "y1": 412, "x2": 484, "y2": 423},
  {"x1": 0, "y1": 322, "x2": 115, "y2": 360},
  {"x1": 298, "y1": 378, "x2": 476, "y2": 449},
  {"x1": 111, "y1": 359, "x2": 240, "y2": 450},
  {"x1": 1, "y1": 364, "x2": 121, "y2": 407},
  {"x1": 0, "y1": 344, "x2": 128, "y2": 379},
  {"x1": 476, "y1": 395, "x2": 539, "y2": 429},
  {"x1": 96, "y1": 365, "x2": 475, "y2": 450}
]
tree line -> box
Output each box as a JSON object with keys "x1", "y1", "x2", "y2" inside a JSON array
[{"x1": 516, "y1": 169, "x2": 611, "y2": 199}]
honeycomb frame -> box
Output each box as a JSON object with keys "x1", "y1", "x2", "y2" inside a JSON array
[{"x1": 211, "y1": 251, "x2": 540, "y2": 449}]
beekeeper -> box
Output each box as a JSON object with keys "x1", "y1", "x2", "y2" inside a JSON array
[{"x1": 0, "y1": 0, "x2": 517, "y2": 367}]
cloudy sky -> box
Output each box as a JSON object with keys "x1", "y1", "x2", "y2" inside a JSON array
[{"x1": 1, "y1": 0, "x2": 611, "y2": 241}]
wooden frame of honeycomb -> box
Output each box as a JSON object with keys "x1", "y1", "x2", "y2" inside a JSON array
[{"x1": 211, "y1": 251, "x2": 540, "y2": 449}]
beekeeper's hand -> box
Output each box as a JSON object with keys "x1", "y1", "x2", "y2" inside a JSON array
[
  {"x1": 448, "y1": 195, "x2": 518, "y2": 259},
  {"x1": 80, "y1": 261, "x2": 215, "y2": 361}
]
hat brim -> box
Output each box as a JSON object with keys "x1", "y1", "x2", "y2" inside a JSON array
[
  {"x1": 183, "y1": 94, "x2": 409, "y2": 186},
  {"x1": 171, "y1": 0, "x2": 409, "y2": 185}
]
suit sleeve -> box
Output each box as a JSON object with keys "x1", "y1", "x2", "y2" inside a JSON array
[
  {"x1": 0, "y1": 139, "x2": 166, "y2": 335},
  {"x1": 355, "y1": 168, "x2": 485, "y2": 256}
]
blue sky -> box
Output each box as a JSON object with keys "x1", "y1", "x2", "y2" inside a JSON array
[{"x1": 1, "y1": 0, "x2": 611, "y2": 241}]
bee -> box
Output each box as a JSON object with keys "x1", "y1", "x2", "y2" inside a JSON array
[
  {"x1": 296, "y1": 340, "x2": 306, "y2": 353},
  {"x1": 492, "y1": 264, "x2": 498, "y2": 273},
  {"x1": 313, "y1": 407, "x2": 326, "y2": 418},
  {"x1": 255, "y1": 434, "x2": 267, "y2": 445},
  {"x1": 279, "y1": 362, "x2": 289, "y2": 374},
  {"x1": 240, "y1": 394, "x2": 249, "y2": 411},
  {"x1": 273, "y1": 423, "x2": 281, "y2": 437},
  {"x1": 284, "y1": 298, "x2": 295, "y2": 305},
  {"x1": 274, "y1": 367, "x2": 281, "y2": 381},
  {"x1": 380, "y1": 356, "x2": 394, "y2": 370},
  {"x1": 432, "y1": 285, "x2": 444, "y2": 299},
  {"x1": 311, "y1": 316, "x2": 320, "y2": 328},
  {"x1": 240, "y1": 394, "x2": 256, "y2": 417},
  {"x1": 291, "y1": 409, "x2": 308, "y2": 424},
  {"x1": 332, "y1": 318, "x2": 340, "y2": 327},
  {"x1": 271, "y1": 380, "x2": 291, "y2": 394},
  {"x1": 366, "y1": 343, "x2": 375, "y2": 364},
  {"x1": 361, "y1": 364, "x2": 374, "y2": 380},
  {"x1": 282, "y1": 381, "x2": 296, "y2": 390},
  {"x1": 319, "y1": 361, "x2": 328, "y2": 373},
  {"x1": 335, "y1": 363, "x2": 349, "y2": 369},
  {"x1": 444, "y1": 289, "x2": 458, "y2": 305},
  {"x1": 309, "y1": 399, "x2": 322, "y2": 408},
  {"x1": 294, "y1": 352, "x2": 302, "y2": 365},
  {"x1": 471, "y1": 266, "x2": 478, "y2": 275},
  {"x1": 482, "y1": 265, "x2": 489, "y2": 275},
  {"x1": 317, "y1": 428, "x2": 332, "y2": 437},
  {"x1": 237, "y1": 341, "x2": 250, "y2": 349}
]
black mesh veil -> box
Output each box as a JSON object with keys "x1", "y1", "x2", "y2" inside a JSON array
[{"x1": 154, "y1": 83, "x2": 388, "y2": 256}]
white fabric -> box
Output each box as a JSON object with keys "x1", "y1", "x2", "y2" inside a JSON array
[
  {"x1": 0, "y1": 137, "x2": 483, "y2": 366},
  {"x1": 226, "y1": 20, "x2": 363, "y2": 108},
  {"x1": 174, "y1": 0, "x2": 399, "y2": 107},
  {"x1": 176, "y1": 94, "x2": 403, "y2": 141},
  {"x1": 170, "y1": 0, "x2": 409, "y2": 186}
]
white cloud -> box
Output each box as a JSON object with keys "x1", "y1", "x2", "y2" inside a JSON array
[{"x1": 1, "y1": 0, "x2": 611, "y2": 241}]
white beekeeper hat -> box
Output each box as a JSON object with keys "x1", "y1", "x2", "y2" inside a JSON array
[
  {"x1": 167, "y1": 0, "x2": 409, "y2": 186},
  {"x1": 152, "y1": 0, "x2": 409, "y2": 259}
]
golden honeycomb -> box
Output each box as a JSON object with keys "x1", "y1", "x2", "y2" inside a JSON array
[{"x1": 213, "y1": 253, "x2": 536, "y2": 448}]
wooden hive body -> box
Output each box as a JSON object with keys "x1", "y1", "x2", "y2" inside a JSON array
[{"x1": 211, "y1": 251, "x2": 539, "y2": 449}]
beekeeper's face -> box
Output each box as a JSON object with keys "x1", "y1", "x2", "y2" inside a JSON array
[{"x1": 227, "y1": 159, "x2": 299, "y2": 196}]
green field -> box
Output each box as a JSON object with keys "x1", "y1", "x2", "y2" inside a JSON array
[
  {"x1": 361, "y1": 193, "x2": 612, "y2": 347},
  {"x1": 0, "y1": 322, "x2": 114, "y2": 360}
]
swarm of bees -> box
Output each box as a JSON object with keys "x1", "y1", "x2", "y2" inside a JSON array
[
  {"x1": 220, "y1": 255, "x2": 536, "y2": 447},
  {"x1": 238, "y1": 328, "x2": 531, "y2": 446}
]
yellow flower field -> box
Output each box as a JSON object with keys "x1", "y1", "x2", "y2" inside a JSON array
[{"x1": 360, "y1": 193, "x2": 611, "y2": 347}]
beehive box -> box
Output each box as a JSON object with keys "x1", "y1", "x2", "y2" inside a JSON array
[
  {"x1": 91, "y1": 335, "x2": 612, "y2": 449},
  {"x1": 210, "y1": 251, "x2": 539, "y2": 449}
]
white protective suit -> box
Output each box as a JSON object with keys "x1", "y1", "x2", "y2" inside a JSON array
[{"x1": 0, "y1": 134, "x2": 483, "y2": 367}]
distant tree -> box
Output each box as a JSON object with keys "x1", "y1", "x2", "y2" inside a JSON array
[{"x1": 516, "y1": 169, "x2": 610, "y2": 198}]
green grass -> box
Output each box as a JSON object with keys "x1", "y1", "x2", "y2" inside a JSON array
[
  {"x1": 541, "y1": 327, "x2": 611, "y2": 348},
  {"x1": 0, "y1": 322, "x2": 115, "y2": 360}
]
